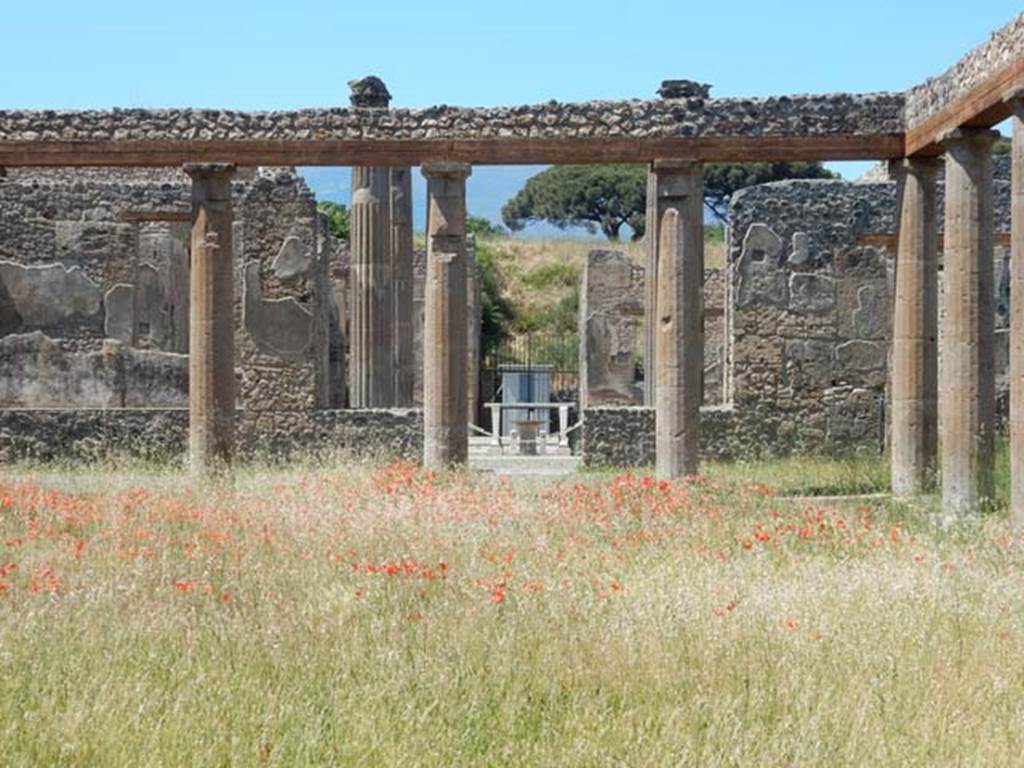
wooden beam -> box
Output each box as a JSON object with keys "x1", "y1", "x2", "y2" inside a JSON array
[
  {"x1": 858, "y1": 232, "x2": 1011, "y2": 249},
  {"x1": 0, "y1": 133, "x2": 906, "y2": 168},
  {"x1": 906, "y1": 55, "x2": 1024, "y2": 157},
  {"x1": 121, "y1": 210, "x2": 192, "y2": 222}
]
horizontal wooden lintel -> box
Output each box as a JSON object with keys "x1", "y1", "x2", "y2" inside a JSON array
[{"x1": 0, "y1": 134, "x2": 907, "y2": 168}]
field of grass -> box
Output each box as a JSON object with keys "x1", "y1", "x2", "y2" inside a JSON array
[
  {"x1": 482, "y1": 233, "x2": 726, "y2": 336},
  {"x1": 1, "y1": 454, "x2": 1023, "y2": 765}
]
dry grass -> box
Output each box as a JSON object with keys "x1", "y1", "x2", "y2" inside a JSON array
[
  {"x1": 485, "y1": 235, "x2": 725, "y2": 334},
  {"x1": 0, "y1": 456, "x2": 1021, "y2": 766}
]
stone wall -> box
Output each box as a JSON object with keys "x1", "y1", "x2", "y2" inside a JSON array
[
  {"x1": 0, "y1": 167, "x2": 342, "y2": 412},
  {"x1": 0, "y1": 92, "x2": 905, "y2": 145},
  {"x1": 578, "y1": 250, "x2": 644, "y2": 407},
  {"x1": 905, "y1": 12, "x2": 1024, "y2": 130},
  {"x1": 577, "y1": 249, "x2": 727, "y2": 408},
  {"x1": 0, "y1": 408, "x2": 422, "y2": 463},
  {"x1": 726, "y1": 176, "x2": 1012, "y2": 456},
  {"x1": 581, "y1": 405, "x2": 737, "y2": 468}
]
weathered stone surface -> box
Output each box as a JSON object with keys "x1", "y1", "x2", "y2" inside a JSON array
[
  {"x1": 0, "y1": 92, "x2": 906, "y2": 144},
  {"x1": 104, "y1": 283, "x2": 134, "y2": 342},
  {"x1": 186, "y1": 163, "x2": 237, "y2": 475},
  {"x1": 122, "y1": 347, "x2": 188, "y2": 408},
  {"x1": 783, "y1": 339, "x2": 833, "y2": 390},
  {"x1": 422, "y1": 163, "x2": 471, "y2": 468},
  {"x1": 0, "y1": 331, "x2": 187, "y2": 408},
  {"x1": 736, "y1": 224, "x2": 787, "y2": 308},
  {"x1": 940, "y1": 129, "x2": 999, "y2": 520},
  {"x1": 243, "y1": 262, "x2": 313, "y2": 360},
  {"x1": 0, "y1": 407, "x2": 421, "y2": 464},
  {"x1": 271, "y1": 235, "x2": 311, "y2": 280},
  {"x1": 579, "y1": 249, "x2": 644, "y2": 407},
  {"x1": 836, "y1": 339, "x2": 885, "y2": 373},
  {"x1": 788, "y1": 273, "x2": 835, "y2": 314},
  {"x1": 905, "y1": 12, "x2": 1024, "y2": 130},
  {"x1": 581, "y1": 405, "x2": 737, "y2": 467},
  {"x1": 0, "y1": 260, "x2": 102, "y2": 326},
  {"x1": 788, "y1": 232, "x2": 810, "y2": 265}
]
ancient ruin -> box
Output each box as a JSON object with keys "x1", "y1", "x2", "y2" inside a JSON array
[{"x1": 1, "y1": 11, "x2": 1023, "y2": 525}]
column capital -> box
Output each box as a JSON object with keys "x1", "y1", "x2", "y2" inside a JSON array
[
  {"x1": 888, "y1": 156, "x2": 943, "y2": 180},
  {"x1": 940, "y1": 127, "x2": 1001, "y2": 150},
  {"x1": 651, "y1": 158, "x2": 701, "y2": 174},
  {"x1": 421, "y1": 162, "x2": 472, "y2": 180},
  {"x1": 651, "y1": 159, "x2": 701, "y2": 198},
  {"x1": 182, "y1": 162, "x2": 236, "y2": 180},
  {"x1": 1002, "y1": 86, "x2": 1024, "y2": 115}
]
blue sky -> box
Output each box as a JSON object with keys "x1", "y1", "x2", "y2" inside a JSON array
[{"x1": 2, "y1": 0, "x2": 1020, "y2": 234}]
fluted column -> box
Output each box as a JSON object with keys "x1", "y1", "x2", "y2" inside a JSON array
[
  {"x1": 422, "y1": 163, "x2": 471, "y2": 468},
  {"x1": 391, "y1": 166, "x2": 415, "y2": 406},
  {"x1": 1010, "y1": 98, "x2": 1024, "y2": 530},
  {"x1": 644, "y1": 171, "x2": 657, "y2": 406},
  {"x1": 941, "y1": 128, "x2": 998, "y2": 521},
  {"x1": 184, "y1": 163, "x2": 236, "y2": 476},
  {"x1": 466, "y1": 234, "x2": 482, "y2": 426},
  {"x1": 348, "y1": 77, "x2": 394, "y2": 407},
  {"x1": 652, "y1": 159, "x2": 703, "y2": 480},
  {"x1": 890, "y1": 157, "x2": 941, "y2": 496},
  {"x1": 349, "y1": 165, "x2": 394, "y2": 407}
]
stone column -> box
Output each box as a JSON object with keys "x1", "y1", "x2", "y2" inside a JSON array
[
  {"x1": 652, "y1": 160, "x2": 703, "y2": 480},
  {"x1": 941, "y1": 128, "x2": 999, "y2": 520},
  {"x1": 391, "y1": 166, "x2": 415, "y2": 406},
  {"x1": 184, "y1": 163, "x2": 236, "y2": 476},
  {"x1": 348, "y1": 77, "x2": 394, "y2": 407},
  {"x1": 643, "y1": 171, "x2": 657, "y2": 406},
  {"x1": 422, "y1": 163, "x2": 472, "y2": 468},
  {"x1": 466, "y1": 234, "x2": 482, "y2": 426},
  {"x1": 1011, "y1": 99, "x2": 1024, "y2": 530},
  {"x1": 890, "y1": 158, "x2": 941, "y2": 496}
]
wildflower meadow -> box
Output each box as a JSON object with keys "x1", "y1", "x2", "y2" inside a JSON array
[{"x1": 0, "y1": 456, "x2": 1022, "y2": 766}]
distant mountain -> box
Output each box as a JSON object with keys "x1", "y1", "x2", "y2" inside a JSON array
[
  {"x1": 300, "y1": 161, "x2": 866, "y2": 239},
  {"x1": 299, "y1": 165, "x2": 609, "y2": 239}
]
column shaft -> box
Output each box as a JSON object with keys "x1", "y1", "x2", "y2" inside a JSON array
[
  {"x1": 422, "y1": 163, "x2": 472, "y2": 468},
  {"x1": 652, "y1": 160, "x2": 703, "y2": 480},
  {"x1": 890, "y1": 158, "x2": 940, "y2": 496},
  {"x1": 184, "y1": 163, "x2": 236, "y2": 476},
  {"x1": 349, "y1": 166, "x2": 394, "y2": 407},
  {"x1": 1011, "y1": 103, "x2": 1024, "y2": 530},
  {"x1": 941, "y1": 128, "x2": 999, "y2": 520},
  {"x1": 391, "y1": 166, "x2": 415, "y2": 406},
  {"x1": 644, "y1": 172, "x2": 657, "y2": 406},
  {"x1": 466, "y1": 235, "x2": 482, "y2": 426}
]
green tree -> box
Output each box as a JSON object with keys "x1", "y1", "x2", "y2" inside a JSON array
[
  {"x1": 701, "y1": 162, "x2": 837, "y2": 220},
  {"x1": 993, "y1": 135, "x2": 1011, "y2": 155},
  {"x1": 501, "y1": 165, "x2": 647, "y2": 241},
  {"x1": 501, "y1": 162, "x2": 839, "y2": 238},
  {"x1": 475, "y1": 241, "x2": 517, "y2": 358},
  {"x1": 317, "y1": 201, "x2": 350, "y2": 241},
  {"x1": 467, "y1": 215, "x2": 507, "y2": 238}
]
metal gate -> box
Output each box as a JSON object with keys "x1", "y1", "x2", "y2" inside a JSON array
[{"x1": 479, "y1": 333, "x2": 579, "y2": 423}]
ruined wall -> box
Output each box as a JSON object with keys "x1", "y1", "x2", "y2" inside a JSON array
[
  {"x1": 581, "y1": 405, "x2": 737, "y2": 467},
  {"x1": 578, "y1": 249, "x2": 726, "y2": 408},
  {"x1": 237, "y1": 169, "x2": 331, "y2": 410},
  {"x1": 905, "y1": 12, "x2": 1024, "y2": 130},
  {"x1": 578, "y1": 250, "x2": 644, "y2": 407},
  {"x1": 0, "y1": 168, "x2": 341, "y2": 415},
  {"x1": 0, "y1": 92, "x2": 906, "y2": 145},
  {"x1": 726, "y1": 177, "x2": 1012, "y2": 456},
  {"x1": 0, "y1": 408, "x2": 422, "y2": 463}
]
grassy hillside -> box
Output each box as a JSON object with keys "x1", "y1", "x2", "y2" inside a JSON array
[{"x1": 480, "y1": 227, "x2": 725, "y2": 336}]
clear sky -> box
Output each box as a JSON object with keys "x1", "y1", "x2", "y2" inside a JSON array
[{"x1": 2, "y1": 0, "x2": 1020, "y2": 233}]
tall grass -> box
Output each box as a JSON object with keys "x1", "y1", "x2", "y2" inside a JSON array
[{"x1": 0, "y1": 457, "x2": 1022, "y2": 766}]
